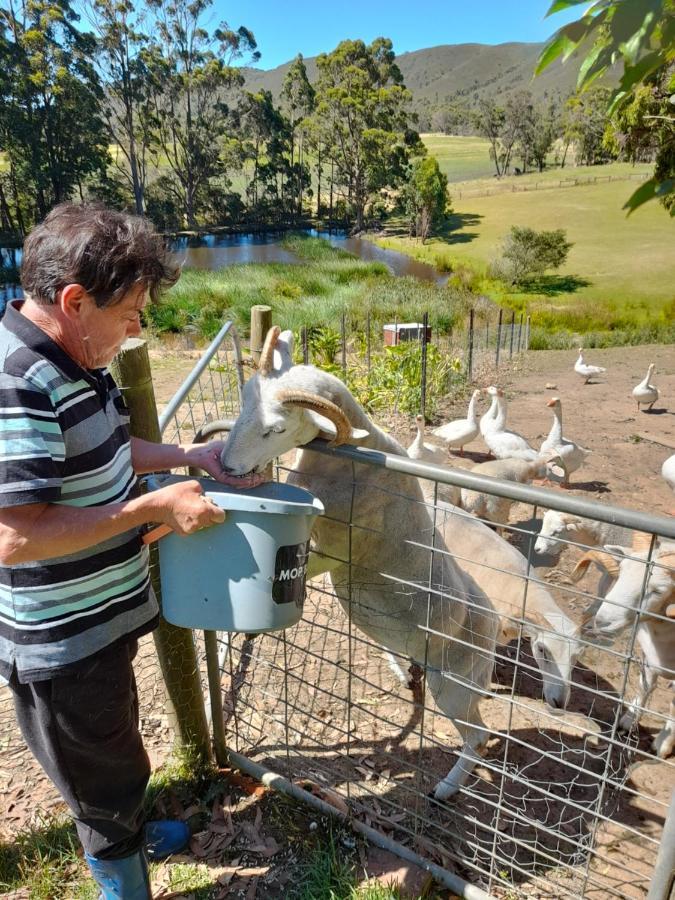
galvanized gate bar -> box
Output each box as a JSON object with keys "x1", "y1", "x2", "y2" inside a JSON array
[
  {"x1": 227, "y1": 748, "x2": 495, "y2": 900},
  {"x1": 303, "y1": 439, "x2": 675, "y2": 539}
]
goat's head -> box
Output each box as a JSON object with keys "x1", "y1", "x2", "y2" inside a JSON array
[
  {"x1": 534, "y1": 510, "x2": 583, "y2": 556},
  {"x1": 583, "y1": 543, "x2": 675, "y2": 638},
  {"x1": 220, "y1": 326, "x2": 369, "y2": 478},
  {"x1": 525, "y1": 617, "x2": 581, "y2": 710}
]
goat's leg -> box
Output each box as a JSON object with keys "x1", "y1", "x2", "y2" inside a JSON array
[
  {"x1": 433, "y1": 713, "x2": 488, "y2": 802},
  {"x1": 618, "y1": 663, "x2": 657, "y2": 733},
  {"x1": 652, "y1": 685, "x2": 675, "y2": 759},
  {"x1": 385, "y1": 651, "x2": 410, "y2": 687}
]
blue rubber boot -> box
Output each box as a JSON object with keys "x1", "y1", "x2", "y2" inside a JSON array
[
  {"x1": 84, "y1": 849, "x2": 151, "y2": 899},
  {"x1": 145, "y1": 820, "x2": 190, "y2": 861}
]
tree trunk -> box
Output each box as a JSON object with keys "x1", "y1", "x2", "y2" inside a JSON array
[{"x1": 316, "y1": 143, "x2": 322, "y2": 218}]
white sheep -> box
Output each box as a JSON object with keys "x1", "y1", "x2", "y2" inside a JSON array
[
  {"x1": 221, "y1": 327, "x2": 498, "y2": 801},
  {"x1": 582, "y1": 542, "x2": 675, "y2": 758},
  {"x1": 461, "y1": 458, "x2": 548, "y2": 527},
  {"x1": 220, "y1": 326, "x2": 584, "y2": 796},
  {"x1": 436, "y1": 506, "x2": 583, "y2": 711}
]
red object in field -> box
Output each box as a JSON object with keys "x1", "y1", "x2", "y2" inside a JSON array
[{"x1": 383, "y1": 322, "x2": 432, "y2": 345}]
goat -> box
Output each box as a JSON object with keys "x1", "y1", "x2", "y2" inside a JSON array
[
  {"x1": 220, "y1": 327, "x2": 498, "y2": 800},
  {"x1": 581, "y1": 542, "x2": 675, "y2": 758}
]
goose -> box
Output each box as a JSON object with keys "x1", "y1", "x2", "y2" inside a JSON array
[
  {"x1": 432, "y1": 389, "x2": 481, "y2": 455},
  {"x1": 407, "y1": 415, "x2": 447, "y2": 465},
  {"x1": 479, "y1": 385, "x2": 501, "y2": 438},
  {"x1": 484, "y1": 389, "x2": 540, "y2": 462},
  {"x1": 632, "y1": 363, "x2": 659, "y2": 412},
  {"x1": 663, "y1": 453, "x2": 675, "y2": 494},
  {"x1": 574, "y1": 348, "x2": 606, "y2": 384},
  {"x1": 540, "y1": 397, "x2": 591, "y2": 486}
]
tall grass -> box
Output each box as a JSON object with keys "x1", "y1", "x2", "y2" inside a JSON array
[{"x1": 149, "y1": 234, "x2": 470, "y2": 340}]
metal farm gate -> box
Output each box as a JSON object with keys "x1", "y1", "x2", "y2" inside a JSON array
[
  {"x1": 159, "y1": 325, "x2": 675, "y2": 899},
  {"x1": 1, "y1": 322, "x2": 673, "y2": 900}
]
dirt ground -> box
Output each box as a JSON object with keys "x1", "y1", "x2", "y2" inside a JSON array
[{"x1": 1, "y1": 342, "x2": 673, "y2": 899}]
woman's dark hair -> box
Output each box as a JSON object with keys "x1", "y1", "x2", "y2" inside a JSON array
[{"x1": 21, "y1": 203, "x2": 180, "y2": 307}]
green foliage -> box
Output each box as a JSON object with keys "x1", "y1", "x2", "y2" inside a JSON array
[
  {"x1": 347, "y1": 343, "x2": 463, "y2": 419},
  {"x1": 0, "y1": 0, "x2": 109, "y2": 231},
  {"x1": 309, "y1": 326, "x2": 342, "y2": 366},
  {"x1": 537, "y1": 0, "x2": 675, "y2": 213},
  {"x1": 312, "y1": 38, "x2": 423, "y2": 230},
  {"x1": 403, "y1": 156, "x2": 450, "y2": 242},
  {"x1": 497, "y1": 226, "x2": 572, "y2": 285},
  {"x1": 0, "y1": 815, "x2": 90, "y2": 899},
  {"x1": 152, "y1": 236, "x2": 466, "y2": 341}
]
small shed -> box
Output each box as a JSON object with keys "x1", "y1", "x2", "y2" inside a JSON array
[{"x1": 383, "y1": 322, "x2": 432, "y2": 346}]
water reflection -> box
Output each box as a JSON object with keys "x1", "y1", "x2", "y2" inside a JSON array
[{"x1": 170, "y1": 228, "x2": 446, "y2": 284}]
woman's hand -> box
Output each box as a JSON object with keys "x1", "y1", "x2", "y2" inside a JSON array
[{"x1": 182, "y1": 441, "x2": 267, "y2": 489}]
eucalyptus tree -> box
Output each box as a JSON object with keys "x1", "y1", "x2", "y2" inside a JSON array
[
  {"x1": 0, "y1": 0, "x2": 108, "y2": 230},
  {"x1": 84, "y1": 0, "x2": 154, "y2": 214},
  {"x1": 281, "y1": 54, "x2": 315, "y2": 215},
  {"x1": 143, "y1": 0, "x2": 259, "y2": 228},
  {"x1": 241, "y1": 88, "x2": 290, "y2": 217},
  {"x1": 313, "y1": 38, "x2": 421, "y2": 231}
]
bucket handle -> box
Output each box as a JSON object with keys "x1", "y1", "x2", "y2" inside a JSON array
[{"x1": 142, "y1": 524, "x2": 173, "y2": 545}]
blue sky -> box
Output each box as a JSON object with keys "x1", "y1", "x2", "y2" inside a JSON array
[{"x1": 221, "y1": 1, "x2": 581, "y2": 70}]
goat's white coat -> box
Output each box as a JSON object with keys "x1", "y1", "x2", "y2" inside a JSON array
[
  {"x1": 221, "y1": 331, "x2": 498, "y2": 799},
  {"x1": 587, "y1": 543, "x2": 675, "y2": 758}
]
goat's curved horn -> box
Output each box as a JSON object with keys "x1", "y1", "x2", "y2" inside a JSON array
[
  {"x1": 258, "y1": 326, "x2": 281, "y2": 376},
  {"x1": 571, "y1": 549, "x2": 620, "y2": 582},
  {"x1": 276, "y1": 389, "x2": 353, "y2": 446}
]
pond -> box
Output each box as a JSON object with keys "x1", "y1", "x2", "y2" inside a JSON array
[
  {"x1": 170, "y1": 228, "x2": 447, "y2": 284},
  {"x1": 1, "y1": 227, "x2": 447, "y2": 311}
]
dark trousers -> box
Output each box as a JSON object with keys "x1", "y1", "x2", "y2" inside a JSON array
[{"x1": 9, "y1": 639, "x2": 150, "y2": 859}]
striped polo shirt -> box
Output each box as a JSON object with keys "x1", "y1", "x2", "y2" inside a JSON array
[{"x1": 0, "y1": 300, "x2": 158, "y2": 683}]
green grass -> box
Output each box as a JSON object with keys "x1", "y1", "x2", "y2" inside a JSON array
[
  {"x1": 419, "y1": 133, "x2": 496, "y2": 183},
  {"x1": 373, "y1": 175, "x2": 675, "y2": 341},
  {"x1": 151, "y1": 234, "x2": 470, "y2": 340}
]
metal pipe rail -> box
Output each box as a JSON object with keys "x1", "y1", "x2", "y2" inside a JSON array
[
  {"x1": 303, "y1": 439, "x2": 675, "y2": 540},
  {"x1": 158, "y1": 320, "x2": 243, "y2": 435}
]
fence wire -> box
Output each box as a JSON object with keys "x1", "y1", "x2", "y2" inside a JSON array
[
  {"x1": 2, "y1": 322, "x2": 673, "y2": 900},
  {"x1": 216, "y1": 451, "x2": 674, "y2": 899}
]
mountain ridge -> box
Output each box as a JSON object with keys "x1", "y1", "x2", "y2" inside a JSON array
[{"x1": 240, "y1": 41, "x2": 585, "y2": 121}]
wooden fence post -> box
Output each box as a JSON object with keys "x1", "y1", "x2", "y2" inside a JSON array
[
  {"x1": 111, "y1": 338, "x2": 212, "y2": 763},
  {"x1": 366, "y1": 310, "x2": 371, "y2": 373},
  {"x1": 525, "y1": 315, "x2": 531, "y2": 350},
  {"x1": 302, "y1": 325, "x2": 309, "y2": 364},
  {"x1": 250, "y1": 305, "x2": 272, "y2": 365},
  {"x1": 341, "y1": 309, "x2": 347, "y2": 377},
  {"x1": 509, "y1": 310, "x2": 515, "y2": 359}
]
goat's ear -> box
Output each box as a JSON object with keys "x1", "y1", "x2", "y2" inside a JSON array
[
  {"x1": 273, "y1": 330, "x2": 295, "y2": 374},
  {"x1": 305, "y1": 409, "x2": 368, "y2": 443}
]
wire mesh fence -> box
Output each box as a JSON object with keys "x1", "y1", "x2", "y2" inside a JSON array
[
  {"x1": 2, "y1": 320, "x2": 674, "y2": 900},
  {"x1": 213, "y1": 445, "x2": 675, "y2": 899}
]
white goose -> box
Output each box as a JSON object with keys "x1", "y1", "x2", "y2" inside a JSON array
[
  {"x1": 663, "y1": 453, "x2": 675, "y2": 494},
  {"x1": 407, "y1": 415, "x2": 447, "y2": 465},
  {"x1": 432, "y1": 389, "x2": 481, "y2": 455},
  {"x1": 632, "y1": 363, "x2": 659, "y2": 412},
  {"x1": 484, "y1": 389, "x2": 540, "y2": 461},
  {"x1": 540, "y1": 396, "x2": 591, "y2": 486},
  {"x1": 479, "y1": 385, "x2": 501, "y2": 438},
  {"x1": 574, "y1": 348, "x2": 606, "y2": 384}
]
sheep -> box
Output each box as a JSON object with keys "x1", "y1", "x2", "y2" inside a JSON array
[
  {"x1": 534, "y1": 511, "x2": 634, "y2": 559},
  {"x1": 219, "y1": 326, "x2": 584, "y2": 795},
  {"x1": 435, "y1": 506, "x2": 583, "y2": 710},
  {"x1": 461, "y1": 458, "x2": 549, "y2": 528},
  {"x1": 220, "y1": 327, "x2": 499, "y2": 801},
  {"x1": 581, "y1": 542, "x2": 675, "y2": 758}
]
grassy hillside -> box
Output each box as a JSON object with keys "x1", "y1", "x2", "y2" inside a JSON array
[
  {"x1": 419, "y1": 134, "x2": 495, "y2": 183},
  {"x1": 373, "y1": 164, "x2": 675, "y2": 343}
]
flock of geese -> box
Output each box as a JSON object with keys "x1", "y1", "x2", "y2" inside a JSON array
[{"x1": 408, "y1": 349, "x2": 674, "y2": 497}]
